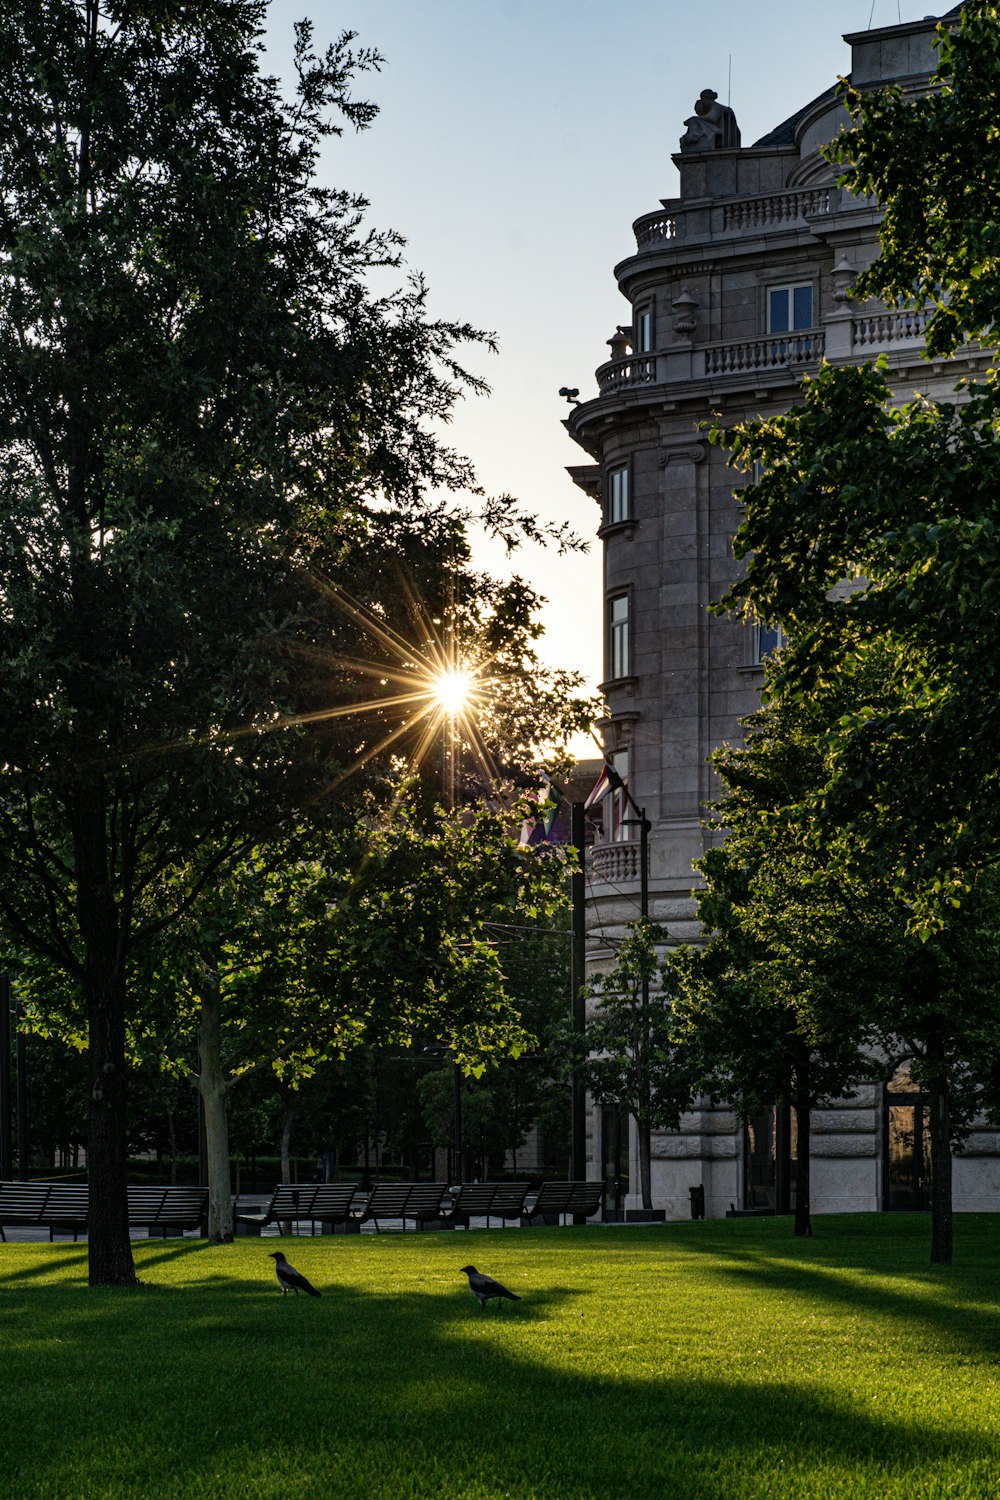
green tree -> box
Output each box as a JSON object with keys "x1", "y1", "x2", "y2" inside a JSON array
[
  {"x1": 0, "y1": 4, "x2": 582, "y2": 1285},
  {"x1": 675, "y1": 689, "x2": 887, "y2": 1238},
  {"x1": 574, "y1": 920, "x2": 693, "y2": 1213},
  {"x1": 679, "y1": 663, "x2": 1000, "y2": 1261},
  {"x1": 713, "y1": 1, "x2": 1000, "y2": 932},
  {"x1": 130, "y1": 804, "x2": 570, "y2": 1238}
]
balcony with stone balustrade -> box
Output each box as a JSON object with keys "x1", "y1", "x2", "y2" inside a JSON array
[{"x1": 631, "y1": 185, "x2": 842, "y2": 253}]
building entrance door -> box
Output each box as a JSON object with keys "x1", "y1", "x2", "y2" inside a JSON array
[
  {"x1": 884, "y1": 1061, "x2": 932, "y2": 1211},
  {"x1": 743, "y1": 1103, "x2": 796, "y2": 1211},
  {"x1": 601, "y1": 1105, "x2": 629, "y2": 1222}
]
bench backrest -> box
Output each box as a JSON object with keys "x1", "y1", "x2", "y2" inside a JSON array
[
  {"x1": 363, "y1": 1183, "x2": 448, "y2": 1219},
  {"x1": 490, "y1": 1182, "x2": 531, "y2": 1218},
  {"x1": 45, "y1": 1184, "x2": 90, "y2": 1223},
  {"x1": 449, "y1": 1183, "x2": 530, "y2": 1218},
  {"x1": 265, "y1": 1185, "x2": 318, "y2": 1219},
  {"x1": 309, "y1": 1184, "x2": 356, "y2": 1220},
  {"x1": 448, "y1": 1183, "x2": 497, "y2": 1215},
  {"x1": 402, "y1": 1183, "x2": 449, "y2": 1217},
  {"x1": 532, "y1": 1180, "x2": 603, "y2": 1217},
  {"x1": 0, "y1": 1182, "x2": 53, "y2": 1222},
  {"x1": 127, "y1": 1186, "x2": 208, "y2": 1226}
]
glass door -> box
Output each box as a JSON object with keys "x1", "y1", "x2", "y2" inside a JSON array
[
  {"x1": 884, "y1": 1061, "x2": 932, "y2": 1211},
  {"x1": 601, "y1": 1105, "x2": 629, "y2": 1222}
]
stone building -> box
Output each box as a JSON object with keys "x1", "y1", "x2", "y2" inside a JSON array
[{"x1": 564, "y1": 6, "x2": 1000, "y2": 1220}]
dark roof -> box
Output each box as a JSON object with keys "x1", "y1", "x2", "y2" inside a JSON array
[
  {"x1": 751, "y1": 85, "x2": 837, "y2": 149},
  {"x1": 753, "y1": 5, "x2": 962, "y2": 149}
]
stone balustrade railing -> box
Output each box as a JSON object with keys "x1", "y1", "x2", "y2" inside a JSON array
[
  {"x1": 633, "y1": 211, "x2": 681, "y2": 248},
  {"x1": 852, "y1": 306, "x2": 932, "y2": 347},
  {"x1": 722, "y1": 188, "x2": 832, "y2": 232},
  {"x1": 596, "y1": 354, "x2": 658, "y2": 395},
  {"x1": 588, "y1": 842, "x2": 641, "y2": 886},
  {"x1": 703, "y1": 329, "x2": 825, "y2": 377},
  {"x1": 633, "y1": 189, "x2": 836, "y2": 252}
]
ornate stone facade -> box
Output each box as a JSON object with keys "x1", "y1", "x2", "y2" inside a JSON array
[{"x1": 565, "y1": 7, "x2": 991, "y2": 1220}]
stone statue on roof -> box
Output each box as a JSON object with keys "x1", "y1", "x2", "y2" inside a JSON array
[{"x1": 679, "y1": 89, "x2": 741, "y2": 152}]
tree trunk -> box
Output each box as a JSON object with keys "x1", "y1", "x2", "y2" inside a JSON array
[
  {"x1": 927, "y1": 1062, "x2": 953, "y2": 1266},
  {"x1": 637, "y1": 1113, "x2": 652, "y2": 1211},
  {"x1": 76, "y1": 800, "x2": 136, "y2": 1288},
  {"x1": 197, "y1": 975, "x2": 233, "y2": 1243},
  {"x1": 280, "y1": 1098, "x2": 296, "y2": 1185},
  {"x1": 166, "y1": 1109, "x2": 177, "y2": 1187},
  {"x1": 792, "y1": 1099, "x2": 812, "y2": 1238}
]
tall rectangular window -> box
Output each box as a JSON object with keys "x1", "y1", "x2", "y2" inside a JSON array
[
  {"x1": 608, "y1": 593, "x2": 630, "y2": 680},
  {"x1": 751, "y1": 620, "x2": 786, "y2": 664},
  {"x1": 768, "y1": 283, "x2": 813, "y2": 333},
  {"x1": 607, "y1": 465, "x2": 630, "y2": 524},
  {"x1": 610, "y1": 750, "x2": 630, "y2": 842},
  {"x1": 634, "y1": 307, "x2": 652, "y2": 353}
]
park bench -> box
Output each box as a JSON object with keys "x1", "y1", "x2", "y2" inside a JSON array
[
  {"x1": 126, "y1": 1186, "x2": 208, "y2": 1237},
  {"x1": 311, "y1": 1183, "x2": 359, "y2": 1234},
  {"x1": 0, "y1": 1181, "x2": 89, "y2": 1241},
  {"x1": 234, "y1": 1183, "x2": 359, "y2": 1236},
  {"x1": 352, "y1": 1182, "x2": 449, "y2": 1232},
  {"x1": 235, "y1": 1184, "x2": 320, "y2": 1236},
  {"x1": 442, "y1": 1182, "x2": 530, "y2": 1229},
  {"x1": 522, "y1": 1180, "x2": 604, "y2": 1226}
]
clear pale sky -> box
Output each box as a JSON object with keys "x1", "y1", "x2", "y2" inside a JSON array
[{"x1": 261, "y1": 0, "x2": 945, "y2": 699}]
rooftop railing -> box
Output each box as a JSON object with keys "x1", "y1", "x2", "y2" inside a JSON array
[{"x1": 633, "y1": 186, "x2": 837, "y2": 252}]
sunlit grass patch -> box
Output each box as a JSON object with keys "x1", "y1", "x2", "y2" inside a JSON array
[{"x1": 2, "y1": 1216, "x2": 1000, "y2": 1498}]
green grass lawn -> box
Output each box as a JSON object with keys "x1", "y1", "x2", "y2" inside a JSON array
[{"x1": 2, "y1": 1215, "x2": 1000, "y2": 1499}]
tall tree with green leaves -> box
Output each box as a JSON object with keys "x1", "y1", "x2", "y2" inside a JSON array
[
  {"x1": 0, "y1": 3, "x2": 582, "y2": 1285},
  {"x1": 679, "y1": 657, "x2": 1000, "y2": 1261},
  {"x1": 713, "y1": 0, "x2": 1000, "y2": 934},
  {"x1": 575, "y1": 920, "x2": 693, "y2": 1213}
]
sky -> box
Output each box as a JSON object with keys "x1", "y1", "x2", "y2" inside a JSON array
[{"x1": 260, "y1": 0, "x2": 949, "y2": 703}]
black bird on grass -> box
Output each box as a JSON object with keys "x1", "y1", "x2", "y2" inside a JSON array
[
  {"x1": 269, "y1": 1250, "x2": 321, "y2": 1298},
  {"x1": 460, "y1": 1264, "x2": 520, "y2": 1312}
]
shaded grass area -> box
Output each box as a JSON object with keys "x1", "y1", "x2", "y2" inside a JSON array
[{"x1": 3, "y1": 1215, "x2": 1000, "y2": 1498}]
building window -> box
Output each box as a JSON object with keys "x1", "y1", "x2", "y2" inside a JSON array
[
  {"x1": 608, "y1": 593, "x2": 630, "y2": 680},
  {"x1": 750, "y1": 619, "x2": 786, "y2": 665},
  {"x1": 609, "y1": 750, "x2": 630, "y2": 842},
  {"x1": 607, "y1": 465, "x2": 630, "y2": 524},
  {"x1": 634, "y1": 306, "x2": 652, "y2": 353},
  {"x1": 768, "y1": 283, "x2": 813, "y2": 333}
]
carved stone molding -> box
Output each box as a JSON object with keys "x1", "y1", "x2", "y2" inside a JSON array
[{"x1": 657, "y1": 441, "x2": 707, "y2": 467}]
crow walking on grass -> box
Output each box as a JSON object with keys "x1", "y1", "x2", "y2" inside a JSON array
[
  {"x1": 460, "y1": 1264, "x2": 519, "y2": 1312},
  {"x1": 269, "y1": 1250, "x2": 321, "y2": 1298}
]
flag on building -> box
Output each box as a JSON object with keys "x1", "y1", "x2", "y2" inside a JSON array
[
  {"x1": 583, "y1": 760, "x2": 624, "y2": 811},
  {"x1": 518, "y1": 771, "x2": 567, "y2": 847}
]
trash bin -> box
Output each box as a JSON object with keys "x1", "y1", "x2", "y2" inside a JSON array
[{"x1": 689, "y1": 1184, "x2": 705, "y2": 1220}]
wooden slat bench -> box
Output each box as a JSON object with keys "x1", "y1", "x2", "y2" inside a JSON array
[
  {"x1": 522, "y1": 1180, "x2": 604, "y2": 1226},
  {"x1": 126, "y1": 1186, "x2": 208, "y2": 1237},
  {"x1": 353, "y1": 1182, "x2": 449, "y2": 1232},
  {"x1": 0, "y1": 1182, "x2": 89, "y2": 1241},
  {"x1": 311, "y1": 1183, "x2": 358, "y2": 1234},
  {"x1": 234, "y1": 1185, "x2": 319, "y2": 1236},
  {"x1": 442, "y1": 1182, "x2": 530, "y2": 1229}
]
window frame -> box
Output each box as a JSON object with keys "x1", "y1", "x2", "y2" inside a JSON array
[
  {"x1": 605, "y1": 462, "x2": 631, "y2": 526},
  {"x1": 634, "y1": 305, "x2": 653, "y2": 354},
  {"x1": 607, "y1": 591, "x2": 631, "y2": 682},
  {"x1": 766, "y1": 281, "x2": 814, "y2": 335},
  {"x1": 748, "y1": 618, "x2": 786, "y2": 666}
]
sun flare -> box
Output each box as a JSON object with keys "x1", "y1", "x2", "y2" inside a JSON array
[{"x1": 431, "y1": 667, "x2": 474, "y2": 717}]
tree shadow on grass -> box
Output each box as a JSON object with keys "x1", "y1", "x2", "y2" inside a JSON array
[
  {"x1": 671, "y1": 1214, "x2": 1000, "y2": 1365},
  {"x1": 0, "y1": 1236, "x2": 213, "y2": 1290},
  {"x1": 3, "y1": 1259, "x2": 1000, "y2": 1499}
]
